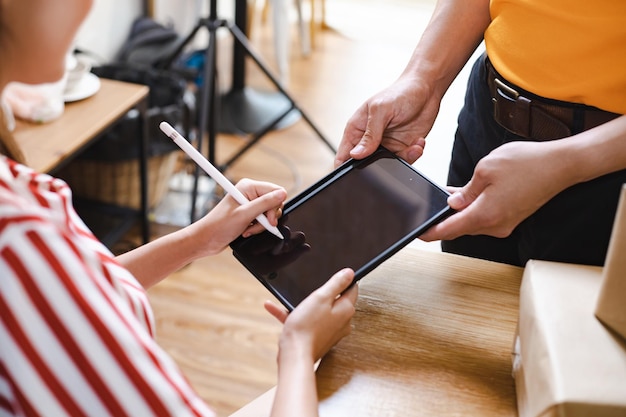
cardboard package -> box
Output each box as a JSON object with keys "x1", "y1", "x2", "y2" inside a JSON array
[
  {"x1": 595, "y1": 184, "x2": 626, "y2": 339},
  {"x1": 513, "y1": 260, "x2": 626, "y2": 417}
]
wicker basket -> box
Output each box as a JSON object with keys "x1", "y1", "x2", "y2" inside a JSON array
[
  {"x1": 58, "y1": 151, "x2": 179, "y2": 210},
  {"x1": 57, "y1": 64, "x2": 190, "y2": 213}
]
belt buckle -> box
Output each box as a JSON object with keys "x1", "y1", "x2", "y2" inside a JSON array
[
  {"x1": 491, "y1": 77, "x2": 531, "y2": 137},
  {"x1": 494, "y1": 78, "x2": 519, "y2": 101}
]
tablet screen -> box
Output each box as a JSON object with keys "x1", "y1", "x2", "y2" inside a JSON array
[{"x1": 231, "y1": 148, "x2": 453, "y2": 310}]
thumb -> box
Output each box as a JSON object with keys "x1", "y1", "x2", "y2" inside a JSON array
[
  {"x1": 350, "y1": 115, "x2": 386, "y2": 159},
  {"x1": 314, "y1": 268, "x2": 355, "y2": 300},
  {"x1": 446, "y1": 178, "x2": 484, "y2": 211}
]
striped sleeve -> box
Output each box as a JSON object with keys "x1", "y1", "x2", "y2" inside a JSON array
[{"x1": 0, "y1": 158, "x2": 215, "y2": 417}]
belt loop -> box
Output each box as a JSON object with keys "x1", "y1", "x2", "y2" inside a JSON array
[{"x1": 572, "y1": 108, "x2": 585, "y2": 134}]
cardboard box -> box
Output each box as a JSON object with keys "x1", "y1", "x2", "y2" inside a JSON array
[
  {"x1": 513, "y1": 260, "x2": 626, "y2": 417},
  {"x1": 596, "y1": 184, "x2": 626, "y2": 340}
]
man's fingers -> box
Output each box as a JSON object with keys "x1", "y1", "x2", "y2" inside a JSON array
[{"x1": 350, "y1": 110, "x2": 389, "y2": 159}]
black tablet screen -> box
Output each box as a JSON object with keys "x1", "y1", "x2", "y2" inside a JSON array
[{"x1": 231, "y1": 148, "x2": 452, "y2": 310}]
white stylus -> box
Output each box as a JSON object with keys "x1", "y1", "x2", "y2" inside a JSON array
[{"x1": 159, "y1": 122, "x2": 284, "y2": 240}]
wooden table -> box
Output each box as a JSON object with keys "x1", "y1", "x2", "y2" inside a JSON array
[
  {"x1": 231, "y1": 247, "x2": 524, "y2": 416},
  {"x1": 14, "y1": 78, "x2": 149, "y2": 174},
  {"x1": 13, "y1": 78, "x2": 151, "y2": 243}
]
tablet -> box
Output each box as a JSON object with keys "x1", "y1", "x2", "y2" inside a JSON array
[{"x1": 230, "y1": 146, "x2": 454, "y2": 311}]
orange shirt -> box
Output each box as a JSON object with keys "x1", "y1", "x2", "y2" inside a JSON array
[{"x1": 484, "y1": 0, "x2": 626, "y2": 114}]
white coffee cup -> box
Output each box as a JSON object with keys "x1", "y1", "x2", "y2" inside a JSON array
[{"x1": 64, "y1": 55, "x2": 91, "y2": 92}]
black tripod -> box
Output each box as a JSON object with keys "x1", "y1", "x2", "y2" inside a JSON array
[{"x1": 159, "y1": 0, "x2": 336, "y2": 222}]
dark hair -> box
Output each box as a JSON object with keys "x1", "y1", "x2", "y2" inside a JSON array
[
  {"x1": 0, "y1": 7, "x2": 26, "y2": 163},
  {"x1": 0, "y1": 106, "x2": 26, "y2": 163}
]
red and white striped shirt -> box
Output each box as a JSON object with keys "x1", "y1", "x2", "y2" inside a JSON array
[{"x1": 0, "y1": 157, "x2": 215, "y2": 417}]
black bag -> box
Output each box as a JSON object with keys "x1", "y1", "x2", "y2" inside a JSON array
[
  {"x1": 79, "y1": 16, "x2": 194, "y2": 162},
  {"x1": 115, "y1": 16, "x2": 184, "y2": 69},
  {"x1": 82, "y1": 63, "x2": 191, "y2": 161}
]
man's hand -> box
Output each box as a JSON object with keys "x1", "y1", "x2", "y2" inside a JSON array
[
  {"x1": 335, "y1": 77, "x2": 439, "y2": 167},
  {"x1": 421, "y1": 140, "x2": 571, "y2": 241}
]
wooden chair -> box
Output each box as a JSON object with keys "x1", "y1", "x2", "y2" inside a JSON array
[{"x1": 248, "y1": 0, "x2": 327, "y2": 84}]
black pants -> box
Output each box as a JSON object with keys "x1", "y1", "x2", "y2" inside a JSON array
[{"x1": 441, "y1": 54, "x2": 626, "y2": 267}]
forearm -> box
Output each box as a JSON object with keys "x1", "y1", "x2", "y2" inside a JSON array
[
  {"x1": 115, "y1": 226, "x2": 204, "y2": 289},
  {"x1": 557, "y1": 116, "x2": 626, "y2": 187},
  {"x1": 271, "y1": 347, "x2": 318, "y2": 417},
  {"x1": 401, "y1": 0, "x2": 491, "y2": 98}
]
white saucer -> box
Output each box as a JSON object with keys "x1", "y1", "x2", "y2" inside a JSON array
[{"x1": 64, "y1": 73, "x2": 101, "y2": 102}]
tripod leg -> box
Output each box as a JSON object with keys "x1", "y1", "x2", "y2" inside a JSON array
[
  {"x1": 220, "y1": 105, "x2": 296, "y2": 171},
  {"x1": 205, "y1": 23, "x2": 220, "y2": 168},
  {"x1": 226, "y1": 22, "x2": 337, "y2": 153},
  {"x1": 190, "y1": 21, "x2": 221, "y2": 223}
]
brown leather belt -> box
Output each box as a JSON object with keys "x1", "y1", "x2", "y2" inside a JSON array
[{"x1": 485, "y1": 58, "x2": 620, "y2": 140}]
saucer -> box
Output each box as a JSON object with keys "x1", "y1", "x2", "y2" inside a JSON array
[{"x1": 64, "y1": 73, "x2": 101, "y2": 102}]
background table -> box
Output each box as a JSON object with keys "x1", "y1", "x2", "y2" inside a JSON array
[
  {"x1": 13, "y1": 78, "x2": 151, "y2": 244},
  {"x1": 14, "y1": 78, "x2": 148, "y2": 174},
  {"x1": 231, "y1": 247, "x2": 524, "y2": 416}
]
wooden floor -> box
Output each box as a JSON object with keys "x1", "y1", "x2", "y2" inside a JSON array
[{"x1": 134, "y1": 1, "x2": 470, "y2": 415}]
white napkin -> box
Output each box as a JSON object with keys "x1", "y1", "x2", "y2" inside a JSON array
[{"x1": 3, "y1": 77, "x2": 66, "y2": 124}]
